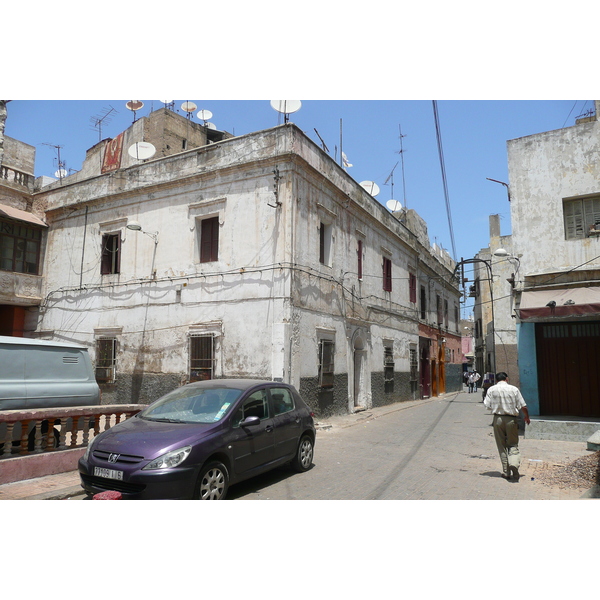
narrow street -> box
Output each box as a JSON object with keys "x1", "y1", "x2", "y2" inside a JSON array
[{"x1": 228, "y1": 389, "x2": 591, "y2": 500}]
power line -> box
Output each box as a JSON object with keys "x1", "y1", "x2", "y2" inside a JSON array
[{"x1": 432, "y1": 101, "x2": 457, "y2": 261}]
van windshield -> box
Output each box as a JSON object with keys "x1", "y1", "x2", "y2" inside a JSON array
[{"x1": 140, "y1": 386, "x2": 242, "y2": 424}]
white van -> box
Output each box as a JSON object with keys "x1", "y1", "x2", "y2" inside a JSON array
[{"x1": 0, "y1": 336, "x2": 101, "y2": 410}]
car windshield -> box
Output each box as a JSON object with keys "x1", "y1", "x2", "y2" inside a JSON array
[{"x1": 141, "y1": 386, "x2": 243, "y2": 424}]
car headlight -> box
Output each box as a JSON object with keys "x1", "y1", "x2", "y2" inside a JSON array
[
  {"x1": 83, "y1": 436, "x2": 99, "y2": 461},
  {"x1": 142, "y1": 446, "x2": 192, "y2": 471}
]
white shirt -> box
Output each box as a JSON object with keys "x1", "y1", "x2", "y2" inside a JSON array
[{"x1": 483, "y1": 380, "x2": 527, "y2": 416}]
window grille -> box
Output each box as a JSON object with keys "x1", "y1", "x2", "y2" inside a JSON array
[
  {"x1": 384, "y1": 346, "x2": 394, "y2": 393},
  {"x1": 96, "y1": 338, "x2": 117, "y2": 383},
  {"x1": 190, "y1": 334, "x2": 215, "y2": 381},
  {"x1": 318, "y1": 339, "x2": 335, "y2": 388}
]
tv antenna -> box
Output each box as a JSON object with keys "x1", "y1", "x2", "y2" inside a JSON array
[
  {"x1": 384, "y1": 162, "x2": 400, "y2": 211},
  {"x1": 161, "y1": 100, "x2": 175, "y2": 110},
  {"x1": 396, "y1": 124, "x2": 408, "y2": 208},
  {"x1": 126, "y1": 100, "x2": 144, "y2": 122},
  {"x1": 270, "y1": 100, "x2": 301, "y2": 123},
  {"x1": 90, "y1": 105, "x2": 117, "y2": 143},
  {"x1": 313, "y1": 128, "x2": 329, "y2": 153},
  {"x1": 42, "y1": 143, "x2": 66, "y2": 183}
]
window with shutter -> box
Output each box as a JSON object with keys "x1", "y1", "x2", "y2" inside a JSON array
[
  {"x1": 200, "y1": 217, "x2": 219, "y2": 262},
  {"x1": 563, "y1": 196, "x2": 600, "y2": 239},
  {"x1": 101, "y1": 233, "x2": 121, "y2": 275},
  {"x1": 383, "y1": 257, "x2": 392, "y2": 292}
]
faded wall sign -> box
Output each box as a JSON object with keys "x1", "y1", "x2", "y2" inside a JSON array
[{"x1": 102, "y1": 133, "x2": 124, "y2": 173}]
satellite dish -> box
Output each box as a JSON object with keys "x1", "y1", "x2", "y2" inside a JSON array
[
  {"x1": 197, "y1": 109, "x2": 213, "y2": 121},
  {"x1": 181, "y1": 101, "x2": 197, "y2": 113},
  {"x1": 386, "y1": 199, "x2": 402, "y2": 212},
  {"x1": 128, "y1": 142, "x2": 156, "y2": 160},
  {"x1": 126, "y1": 101, "x2": 144, "y2": 112},
  {"x1": 270, "y1": 100, "x2": 302, "y2": 115},
  {"x1": 205, "y1": 122, "x2": 217, "y2": 130},
  {"x1": 360, "y1": 181, "x2": 380, "y2": 197},
  {"x1": 160, "y1": 100, "x2": 173, "y2": 104},
  {"x1": 54, "y1": 168, "x2": 68, "y2": 179}
]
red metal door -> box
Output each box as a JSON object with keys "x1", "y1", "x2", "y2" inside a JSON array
[{"x1": 535, "y1": 321, "x2": 600, "y2": 417}]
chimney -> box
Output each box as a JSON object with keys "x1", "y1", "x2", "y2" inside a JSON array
[{"x1": 489, "y1": 214, "x2": 501, "y2": 239}]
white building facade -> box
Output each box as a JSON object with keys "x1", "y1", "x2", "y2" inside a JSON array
[
  {"x1": 29, "y1": 109, "x2": 462, "y2": 416},
  {"x1": 477, "y1": 102, "x2": 600, "y2": 418}
]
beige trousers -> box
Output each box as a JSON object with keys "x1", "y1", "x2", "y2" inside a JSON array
[{"x1": 492, "y1": 414, "x2": 521, "y2": 475}]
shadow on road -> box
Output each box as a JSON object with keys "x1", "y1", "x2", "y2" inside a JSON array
[{"x1": 226, "y1": 464, "x2": 316, "y2": 500}]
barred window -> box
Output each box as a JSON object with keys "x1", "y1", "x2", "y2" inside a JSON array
[
  {"x1": 384, "y1": 346, "x2": 394, "y2": 393},
  {"x1": 96, "y1": 338, "x2": 117, "y2": 383},
  {"x1": 318, "y1": 339, "x2": 335, "y2": 388},
  {"x1": 190, "y1": 334, "x2": 215, "y2": 381}
]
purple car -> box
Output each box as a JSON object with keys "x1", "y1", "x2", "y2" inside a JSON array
[{"x1": 78, "y1": 379, "x2": 316, "y2": 499}]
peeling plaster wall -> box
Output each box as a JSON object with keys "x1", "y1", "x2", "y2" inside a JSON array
[
  {"x1": 33, "y1": 121, "x2": 461, "y2": 413},
  {"x1": 507, "y1": 112, "x2": 600, "y2": 273}
]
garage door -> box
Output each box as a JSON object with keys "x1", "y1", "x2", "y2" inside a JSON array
[{"x1": 535, "y1": 321, "x2": 600, "y2": 418}]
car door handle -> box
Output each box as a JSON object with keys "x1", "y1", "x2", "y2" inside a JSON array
[{"x1": 265, "y1": 425, "x2": 273, "y2": 433}]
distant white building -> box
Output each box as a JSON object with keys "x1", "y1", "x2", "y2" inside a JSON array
[{"x1": 17, "y1": 107, "x2": 462, "y2": 416}]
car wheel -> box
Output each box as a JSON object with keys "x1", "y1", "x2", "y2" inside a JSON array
[
  {"x1": 292, "y1": 435, "x2": 314, "y2": 472},
  {"x1": 195, "y1": 461, "x2": 229, "y2": 500}
]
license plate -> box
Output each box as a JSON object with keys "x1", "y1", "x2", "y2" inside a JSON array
[{"x1": 94, "y1": 467, "x2": 124, "y2": 481}]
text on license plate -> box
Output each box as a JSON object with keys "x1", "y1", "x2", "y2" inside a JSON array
[{"x1": 94, "y1": 467, "x2": 123, "y2": 481}]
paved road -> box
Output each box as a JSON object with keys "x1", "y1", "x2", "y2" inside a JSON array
[{"x1": 228, "y1": 390, "x2": 590, "y2": 500}]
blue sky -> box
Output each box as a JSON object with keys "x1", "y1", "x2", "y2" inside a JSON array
[{"x1": 3, "y1": 99, "x2": 593, "y2": 285}]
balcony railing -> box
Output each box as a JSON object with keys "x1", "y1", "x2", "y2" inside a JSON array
[
  {"x1": 0, "y1": 405, "x2": 146, "y2": 458},
  {"x1": 0, "y1": 165, "x2": 34, "y2": 189}
]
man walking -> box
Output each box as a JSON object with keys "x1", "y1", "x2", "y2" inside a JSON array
[{"x1": 483, "y1": 372, "x2": 530, "y2": 481}]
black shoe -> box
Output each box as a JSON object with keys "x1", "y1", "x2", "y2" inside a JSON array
[
  {"x1": 509, "y1": 466, "x2": 520, "y2": 482},
  {"x1": 501, "y1": 473, "x2": 510, "y2": 480}
]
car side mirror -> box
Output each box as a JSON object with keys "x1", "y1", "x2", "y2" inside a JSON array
[{"x1": 240, "y1": 416, "x2": 260, "y2": 428}]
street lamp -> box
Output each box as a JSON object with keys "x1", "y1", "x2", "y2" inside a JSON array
[
  {"x1": 127, "y1": 221, "x2": 159, "y2": 278},
  {"x1": 486, "y1": 178, "x2": 511, "y2": 202},
  {"x1": 493, "y1": 248, "x2": 521, "y2": 288},
  {"x1": 126, "y1": 221, "x2": 159, "y2": 244}
]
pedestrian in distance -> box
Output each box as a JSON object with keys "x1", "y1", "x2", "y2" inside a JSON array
[
  {"x1": 463, "y1": 371, "x2": 470, "y2": 389},
  {"x1": 483, "y1": 372, "x2": 531, "y2": 481},
  {"x1": 481, "y1": 372, "x2": 495, "y2": 402},
  {"x1": 467, "y1": 371, "x2": 476, "y2": 393},
  {"x1": 471, "y1": 370, "x2": 481, "y2": 392}
]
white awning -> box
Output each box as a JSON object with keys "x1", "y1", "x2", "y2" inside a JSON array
[
  {"x1": 0, "y1": 203, "x2": 47, "y2": 227},
  {"x1": 517, "y1": 287, "x2": 600, "y2": 320}
]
